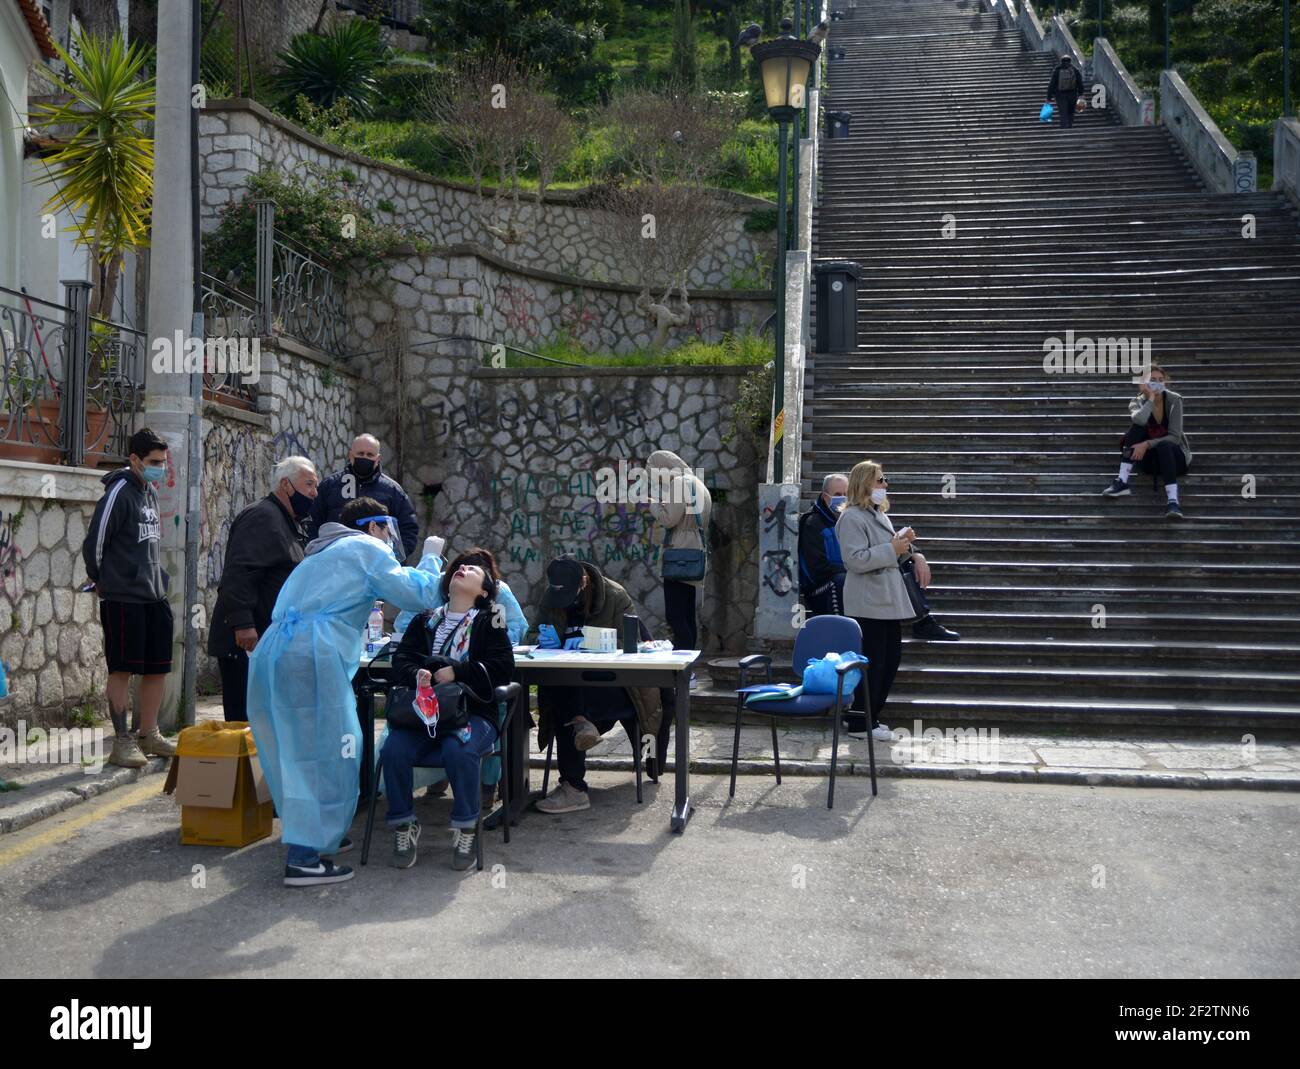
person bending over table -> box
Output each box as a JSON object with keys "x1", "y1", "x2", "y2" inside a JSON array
[
  {"x1": 381, "y1": 557, "x2": 515, "y2": 871},
  {"x1": 532, "y1": 556, "x2": 668, "y2": 816}
]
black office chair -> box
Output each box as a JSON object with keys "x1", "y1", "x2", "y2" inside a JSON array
[{"x1": 362, "y1": 681, "x2": 522, "y2": 872}]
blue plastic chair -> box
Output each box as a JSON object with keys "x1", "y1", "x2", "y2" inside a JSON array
[{"x1": 730, "y1": 615, "x2": 875, "y2": 809}]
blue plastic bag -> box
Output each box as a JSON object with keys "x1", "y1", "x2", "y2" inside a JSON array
[
  {"x1": 1039, "y1": 102, "x2": 1054, "y2": 122},
  {"x1": 802, "y1": 651, "x2": 864, "y2": 695}
]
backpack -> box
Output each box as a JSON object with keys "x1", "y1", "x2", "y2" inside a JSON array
[{"x1": 1058, "y1": 65, "x2": 1077, "y2": 93}]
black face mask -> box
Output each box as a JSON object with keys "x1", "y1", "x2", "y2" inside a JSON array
[
  {"x1": 350, "y1": 457, "x2": 379, "y2": 480},
  {"x1": 288, "y1": 488, "x2": 314, "y2": 519}
]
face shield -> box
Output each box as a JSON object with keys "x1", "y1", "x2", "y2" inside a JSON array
[{"x1": 355, "y1": 514, "x2": 401, "y2": 551}]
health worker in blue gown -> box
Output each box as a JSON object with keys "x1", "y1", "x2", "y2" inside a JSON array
[{"x1": 246, "y1": 496, "x2": 439, "y2": 888}]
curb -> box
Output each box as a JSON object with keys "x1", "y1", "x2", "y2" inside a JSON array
[
  {"x1": 0, "y1": 758, "x2": 170, "y2": 835},
  {"x1": 546, "y1": 755, "x2": 1300, "y2": 792}
]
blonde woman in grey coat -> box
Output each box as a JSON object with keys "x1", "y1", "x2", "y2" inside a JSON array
[{"x1": 835, "y1": 459, "x2": 930, "y2": 742}]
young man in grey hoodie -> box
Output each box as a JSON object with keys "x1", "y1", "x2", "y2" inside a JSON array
[{"x1": 81, "y1": 427, "x2": 178, "y2": 769}]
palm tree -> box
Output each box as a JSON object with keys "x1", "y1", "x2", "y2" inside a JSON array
[{"x1": 30, "y1": 29, "x2": 155, "y2": 322}]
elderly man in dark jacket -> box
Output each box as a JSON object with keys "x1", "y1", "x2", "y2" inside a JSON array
[
  {"x1": 533, "y1": 557, "x2": 668, "y2": 814},
  {"x1": 309, "y1": 433, "x2": 419, "y2": 559},
  {"x1": 208, "y1": 456, "x2": 318, "y2": 721}
]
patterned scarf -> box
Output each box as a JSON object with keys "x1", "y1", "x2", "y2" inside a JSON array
[{"x1": 426, "y1": 606, "x2": 478, "y2": 662}]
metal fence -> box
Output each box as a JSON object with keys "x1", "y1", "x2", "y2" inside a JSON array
[{"x1": 0, "y1": 282, "x2": 145, "y2": 467}]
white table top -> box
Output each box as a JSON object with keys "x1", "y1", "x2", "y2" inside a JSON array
[
  {"x1": 512, "y1": 647, "x2": 700, "y2": 671},
  {"x1": 359, "y1": 645, "x2": 701, "y2": 671}
]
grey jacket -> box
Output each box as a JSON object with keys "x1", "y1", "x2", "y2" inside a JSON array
[
  {"x1": 835, "y1": 505, "x2": 915, "y2": 620},
  {"x1": 1129, "y1": 388, "x2": 1192, "y2": 466}
]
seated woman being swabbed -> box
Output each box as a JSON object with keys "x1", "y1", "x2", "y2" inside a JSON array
[{"x1": 379, "y1": 550, "x2": 516, "y2": 871}]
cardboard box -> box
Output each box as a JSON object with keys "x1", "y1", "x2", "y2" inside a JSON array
[{"x1": 162, "y1": 722, "x2": 273, "y2": 847}]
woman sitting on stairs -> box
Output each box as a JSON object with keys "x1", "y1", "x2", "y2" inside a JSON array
[{"x1": 1100, "y1": 363, "x2": 1192, "y2": 519}]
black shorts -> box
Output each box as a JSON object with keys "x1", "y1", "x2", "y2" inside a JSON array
[{"x1": 100, "y1": 599, "x2": 174, "y2": 675}]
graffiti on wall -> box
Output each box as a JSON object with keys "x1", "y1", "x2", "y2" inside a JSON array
[
  {"x1": 756, "y1": 483, "x2": 801, "y2": 638},
  {"x1": 0, "y1": 510, "x2": 23, "y2": 605}
]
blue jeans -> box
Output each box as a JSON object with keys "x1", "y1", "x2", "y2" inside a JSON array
[
  {"x1": 381, "y1": 716, "x2": 497, "y2": 829},
  {"x1": 286, "y1": 843, "x2": 319, "y2": 867}
]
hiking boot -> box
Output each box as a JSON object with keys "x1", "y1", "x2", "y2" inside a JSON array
[
  {"x1": 535, "y1": 782, "x2": 590, "y2": 814},
  {"x1": 451, "y1": 828, "x2": 477, "y2": 871},
  {"x1": 391, "y1": 821, "x2": 420, "y2": 869},
  {"x1": 571, "y1": 715, "x2": 600, "y2": 752},
  {"x1": 108, "y1": 735, "x2": 147, "y2": 769},
  {"x1": 136, "y1": 728, "x2": 176, "y2": 757},
  {"x1": 1100, "y1": 478, "x2": 1131, "y2": 497},
  {"x1": 284, "y1": 859, "x2": 354, "y2": 887}
]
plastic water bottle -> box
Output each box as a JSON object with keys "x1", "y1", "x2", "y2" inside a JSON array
[{"x1": 367, "y1": 601, "x2": 384, "y2": 654}]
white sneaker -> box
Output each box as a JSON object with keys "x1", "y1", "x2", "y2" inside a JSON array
[{"x1": 871, "y1": 724, "x2": 895, "y2": 742}]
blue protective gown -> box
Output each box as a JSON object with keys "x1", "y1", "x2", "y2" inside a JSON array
[
  {"x1": 246, "y1": 528, "x2": 442, "y2": 855},
  {"x1": 393, "y1": 552, "x2": 530, "y2": 644}
]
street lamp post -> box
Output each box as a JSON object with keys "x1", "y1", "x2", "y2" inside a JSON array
[
  {"x1": 1286, "y1": 0, "x2": 1293, "y2": 117},
  {"x1": 751, "y1": 31, "x2": 820, "y2": 482},
  {"x1": 1164, "y1": 0, "x2": 1170, "y2": 71}
]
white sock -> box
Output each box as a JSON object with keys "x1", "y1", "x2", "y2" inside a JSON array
[
  {"x1": 1117, "y1": 463, "x2": 1133, "y2": 483},
  {"x1": 1166, "y1": 484, "x2": 1179, "y2": 504}
]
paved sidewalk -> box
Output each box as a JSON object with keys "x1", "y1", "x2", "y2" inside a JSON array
[
  {"x1": 4, "y1": 696, "x2": 1298, "y2": 836},
  {"x1": 559, "y1": 719, "x2": 1300, "y2": 790}
]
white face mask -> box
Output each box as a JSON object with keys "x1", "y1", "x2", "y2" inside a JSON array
[
  {"x1": 870, "y1": 487, "x2": 888, "y2": 505},
  {"x1": 1148, "y1": 381, "x2": 1165, "y2": 393}
]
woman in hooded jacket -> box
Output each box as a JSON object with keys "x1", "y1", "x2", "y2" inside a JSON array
[{"x1": 646, "y1": 449, "x2": 712, "y2": 661}]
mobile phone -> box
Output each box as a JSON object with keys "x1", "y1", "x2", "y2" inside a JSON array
[{"x1": 79, "y1": 581, "x2": 96, "y2": 593}]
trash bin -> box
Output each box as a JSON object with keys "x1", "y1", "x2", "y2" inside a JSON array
[
  {"x1": 828, "y1": 46, "x2": 846, "y2": 64},
  {"x1": 825, "y1": 110, "x2": 852, "y2": 138},
  {"x1": 813, "y1": 260, "x2": 861, "y2": 354}
]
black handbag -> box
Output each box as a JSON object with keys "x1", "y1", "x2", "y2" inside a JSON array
[
  {"x1": 387, "y1": 680, "x2": 469, "y2": 738},
  {"x1": 898, "y1": 557, "x2": 927, "y2": 622},
  {"x1": 661, "y1": 511, "x2": 707, "y2": 582}
]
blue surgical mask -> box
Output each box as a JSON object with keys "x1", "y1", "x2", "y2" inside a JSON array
[
  {"x1": 829, "y1": 495, "x2": 847, "y2": 510},
  {"x1": 142, "y1": 464, "x2": 166, "y2": 485}
]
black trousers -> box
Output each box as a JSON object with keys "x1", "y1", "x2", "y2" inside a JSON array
[
  {"x1": 1057, "y1": 92, "x2": 1078, "y2": 127},
  {"x1": 546, "y1": 684, "x2": 637, "y2": 793},
  {"x1": 663, "y1": 579, "x2": 698, "y2": 651},
  {"x1": 1122, "y1": 425, "x2": 1188, "y2": 484},
  {"x1": 847, "y1": 618, "x2": 903, "y2": 730},
  {"x1": 217, "y1": 653, "x2": 249, "y2": 722},
  {"x1": 802, "y1": 579, "x2": 843, "y2": 618}
]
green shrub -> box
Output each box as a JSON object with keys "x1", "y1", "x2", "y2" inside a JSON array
[
  {"x1": 273, "y1": 19, "x2": 385, "y2": 118},
  {"x1": 203, "y1": 165, "x2": 427, "y2": 285},
  {"x1": 744, "y1": 209, "x2": 777, "y2": 233},
  {"x1": 1190, "y1": 59, "x2": 1232, "y2": 102}
]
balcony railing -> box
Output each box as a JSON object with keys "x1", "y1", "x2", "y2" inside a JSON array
[
  {"x1": 1, "y1": 281, "x2": 144, "y2": 467},
  {"x1": 200, "y1": 272, "x2": 262, "y2": 407}
]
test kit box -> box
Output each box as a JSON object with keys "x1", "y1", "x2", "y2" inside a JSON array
[
  {"x1": 581, "y1": 626, "x2": 618, "y2": 652},
  {"x1": 162, "y1": 721, "x2": 272, "y2": 847}
]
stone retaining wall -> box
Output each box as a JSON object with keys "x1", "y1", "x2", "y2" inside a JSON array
[{"x1": 198, "y1": 100, "x2": 776, "y2": 291}]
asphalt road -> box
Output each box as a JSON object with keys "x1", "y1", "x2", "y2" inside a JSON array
[{"x1": 1, "y1": 772, "x2": 1296, "y2": 978}]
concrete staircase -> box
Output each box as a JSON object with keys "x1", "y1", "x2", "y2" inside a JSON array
[{"x1": 785, "y1": 0, "x2": 1300, "y2": 731}]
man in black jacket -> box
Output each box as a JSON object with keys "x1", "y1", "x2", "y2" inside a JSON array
[
  {"x1": 207, "y1": 456, "x2": 319, "y2": 721},
  {"x1": 1046, "y1": 55, "x2": 1082, "y2": 128},
  {"x1": 81, "y1": 427, "x2": 178, "y2": 769},
  {"x1": 799, "y1": 473, "x2": 849, "y2": 617},
  {"x1": 309, "y1": 434, "x2": 419, "y2": 560}
]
